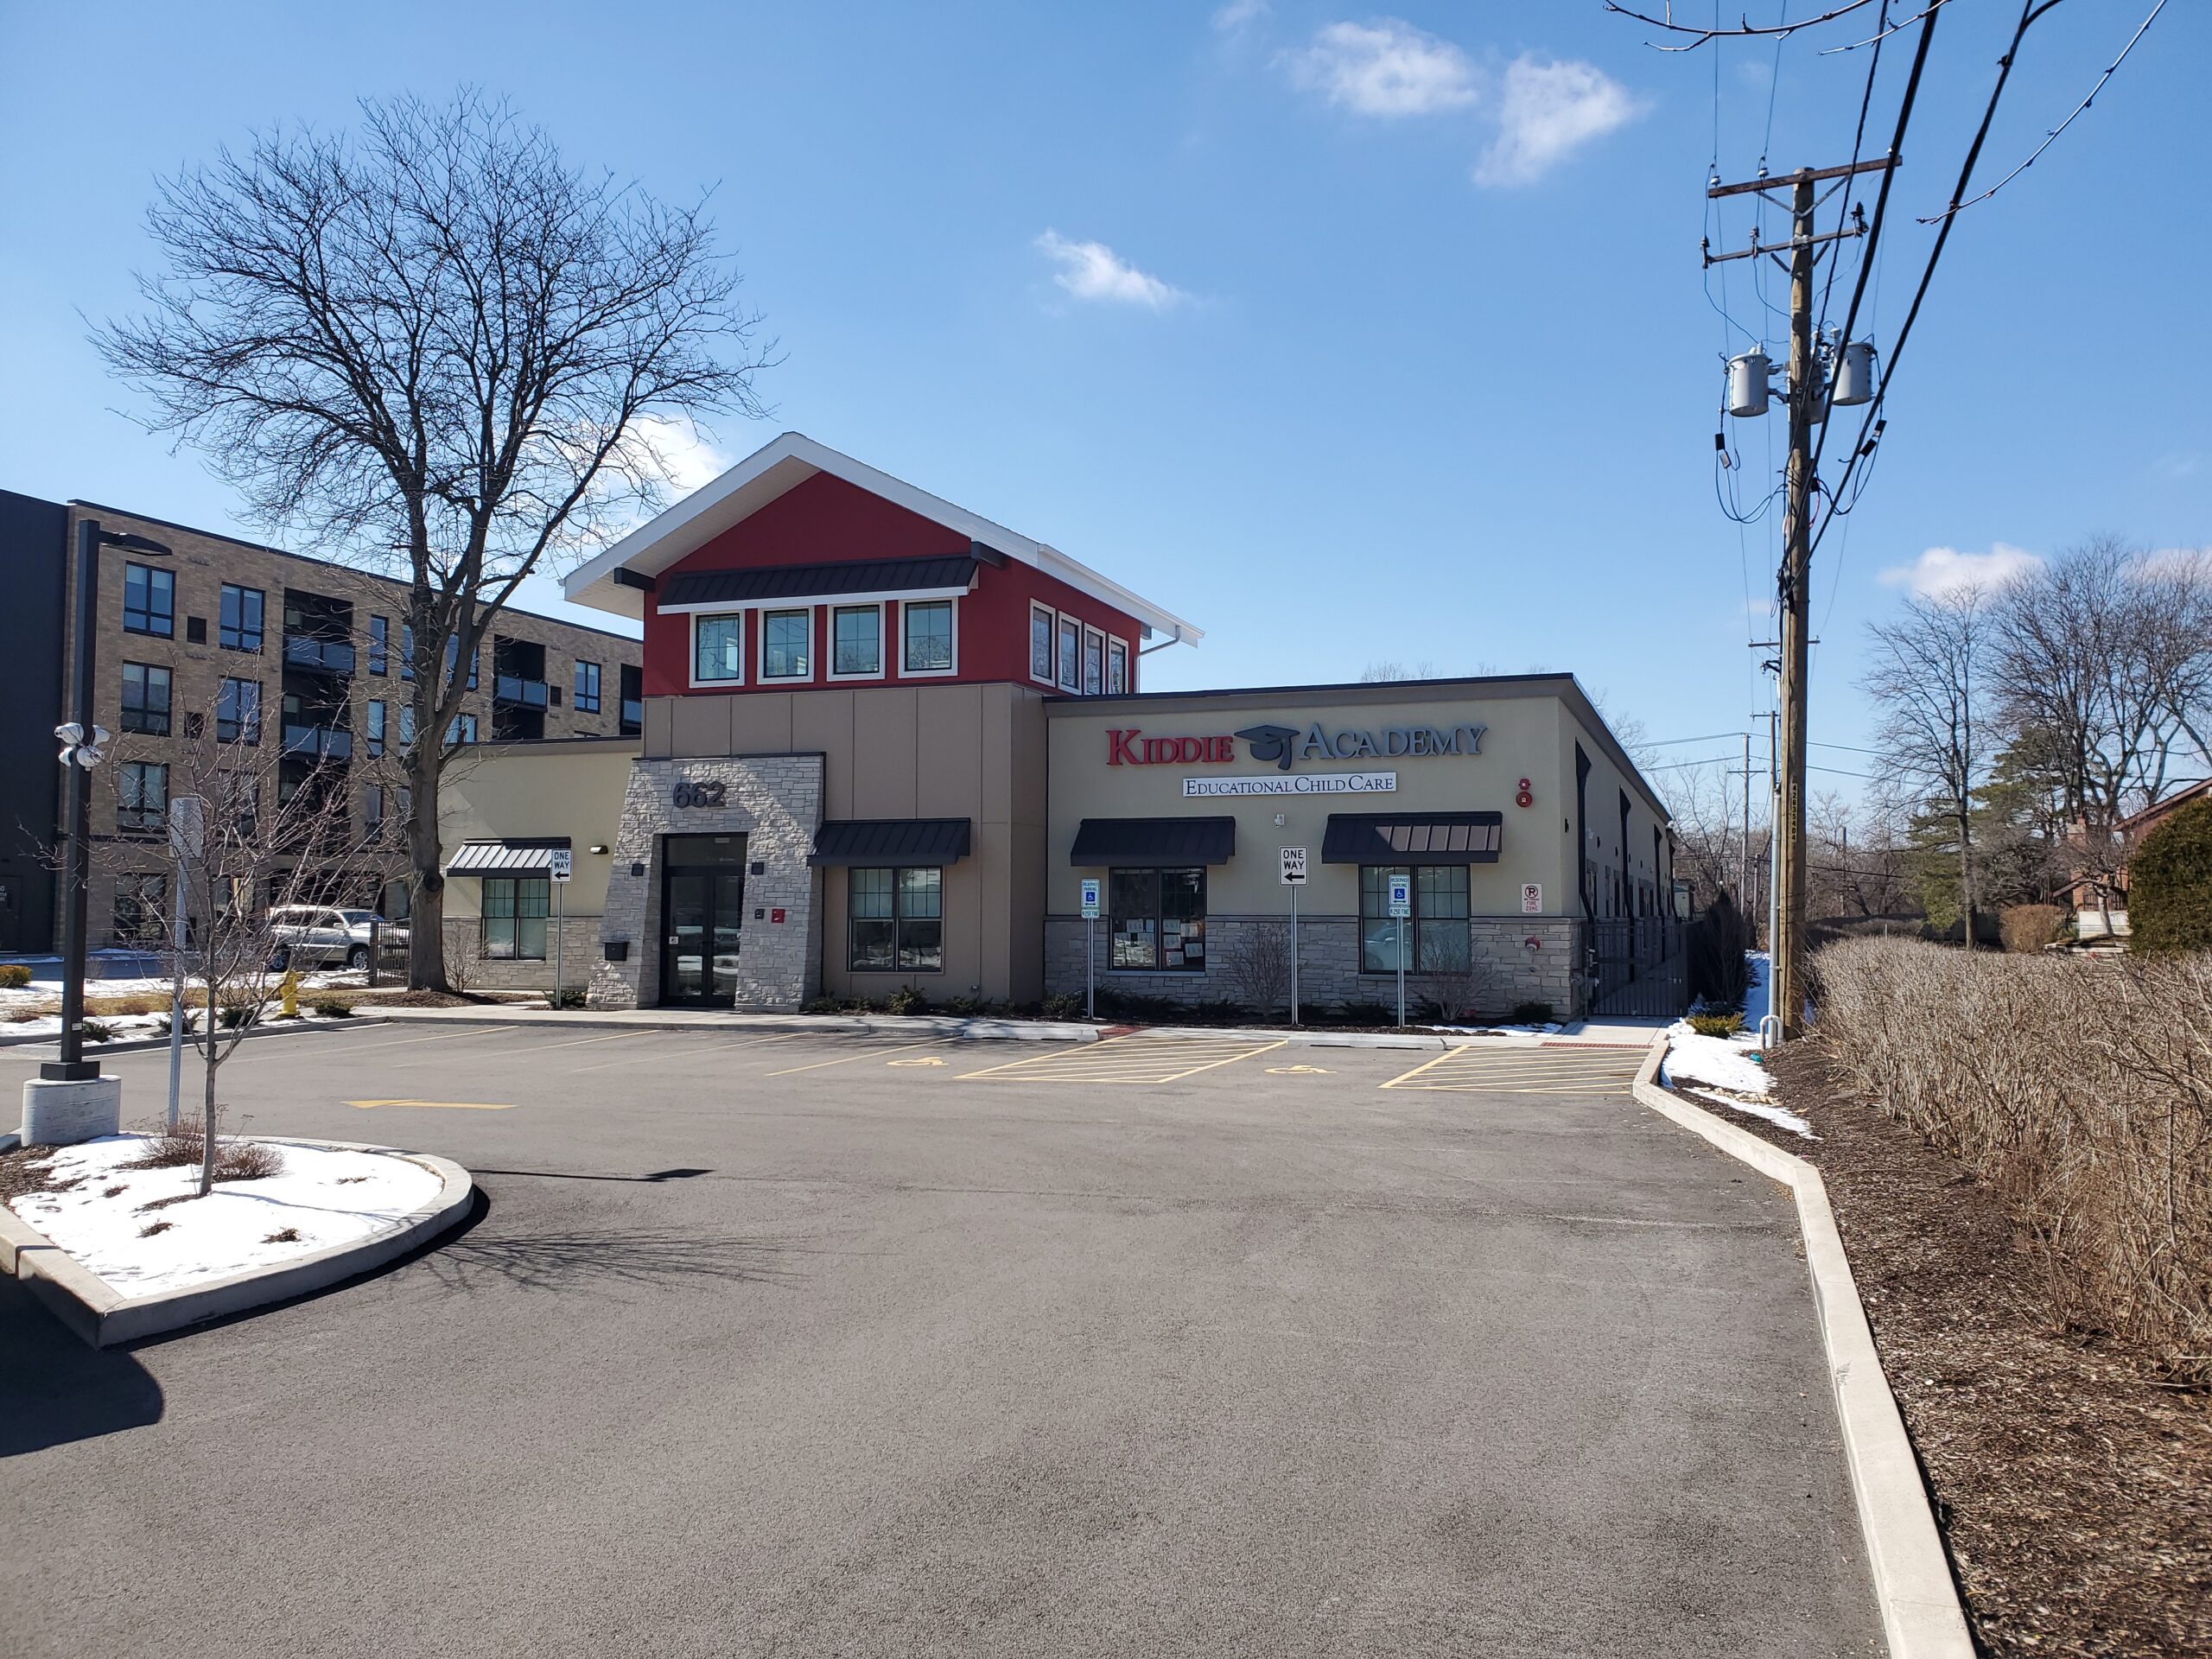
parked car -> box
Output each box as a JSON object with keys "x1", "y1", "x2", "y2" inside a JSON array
[{"x1": 268, "y1": 906, "x2": 408, "y2": 971}]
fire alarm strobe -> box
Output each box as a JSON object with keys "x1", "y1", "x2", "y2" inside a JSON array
[{"x1": 1515, "y1": 776, "x2": 1534, "y2": 810}]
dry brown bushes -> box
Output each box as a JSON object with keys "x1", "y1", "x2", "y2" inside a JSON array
[{"x1": 1815, "y1": 937, "x2": 2212, "y2": 1381}]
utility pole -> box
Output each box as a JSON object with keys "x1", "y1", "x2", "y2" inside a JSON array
[
  {"x1": 1708, "y1": 155, "x2": 1895, "y2": 1039},
  {"x1": 1739, "y1": 730, "x2": 1751, "y2": 906}
]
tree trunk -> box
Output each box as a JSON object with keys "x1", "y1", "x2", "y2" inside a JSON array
[
  {"x1": 407, "y1": 739, "x2": 448, "y2": 992},
  {"x1": 1958, "y1": 804, "x2": 1977, "y2": 952},
  {"x1": 198, "y1": 1048, "x2": 218, "y2": 1198}
]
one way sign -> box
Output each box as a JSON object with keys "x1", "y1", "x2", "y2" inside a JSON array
[{"x1": 1280, "y1": 847, "x2": 1307, "y2": 885}]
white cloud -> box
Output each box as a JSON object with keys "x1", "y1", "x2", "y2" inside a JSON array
[
  {"x1": 1213, "y1": 0, "x2": 1269, "y2": 34},
  {"x1": 1474, "y1": 55, "x2": 1644, "y2": 187},
  {"x1": 1034, "y1": 231, "x2": 1185, "y2": 309},
  {"x1": 617, "y1": 414, "x2": 730, "y2": 497},
  {"x1": 1281, "y1": 19, "x2": 1478, "y2": 118},
  {"x1": 1878, "y1": 543, "x2": 2044, "y2": 599}
]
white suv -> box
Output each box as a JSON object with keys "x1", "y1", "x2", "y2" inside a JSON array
[{"x1": 268, "y1": 906, "x2": 407, "y2": 971}]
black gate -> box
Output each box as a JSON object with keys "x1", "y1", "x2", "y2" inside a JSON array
[{"x1": 1584, "y1": 918, "x2": 1688, "y2": 1020}]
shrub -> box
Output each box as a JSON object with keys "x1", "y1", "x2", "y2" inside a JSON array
[
  {"x1": 944, "y1": 995, "x2": 983, "y2": 1017},
  {"x1": 1337, "y1": 999, "x2": 1396, "y2": 1026},
  {"x1": 218, "y1": 1001, "x2": 261, "y2": 1030},
  {"x1": 886, "y1": 985, "x2": 929, "y2": 1015},
  {"x1": 548, "y1": 985, "x2": 588, "y2": 1010},
  {"x1": 1999, "y1": 903, "x2": 2068, "y2": 954},
  {"x1": 801, "y1": 995, "x2": 842, "y2": 1015},
  {"x1": 151, "y1": 1009, "x2": 200, "y2": 1036},
  {"x1": 1041, "y1": 992, "x2": 1084, "y2": 1020},
  {"x1": 124, "y1": 1122, "x2": 283, "y2": 1182},
  {"x1": 1506, "y1": 1001, "x2": 1556, "y2": 1026},
  {"x1": 1687, "y1": 1011, "x2": 1745, "y2": 1038},
  {"x1": 79, "y1": 1018, "x2": 117, "y2": 1044},
  {"x1": 2128, "y1": 798, "x2": 2212, "y2": 956},
  {"x1": 1096, "y1": 989, "x2": 1179, "y2": 1022},
  {"x1": 0, "y1": 963, "x2": 34, "y2": 989},
  {"x1": 1814, "y1": 935, "x2": 2212, "y2": 1382},
  {"x1": 308, "y1": 995, "x2": 356, "y2": 1019},
  {"x1": 1686, "y1": 893, "x2": 1753, "y2": 1011},
  {"x1": 1222, "y1": 921, "x2": 1292, "y2": 1020}
]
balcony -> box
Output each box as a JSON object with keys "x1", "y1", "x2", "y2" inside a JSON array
[
  {"x1": 493, "y1": 673, "x2": 549, "y2": 709},
  {"x1": 284, "y1": 635, "x2": 356, "y2": 675},
  {"x1": 282, "y1": 722, "x2": 353, "y2": 760}
]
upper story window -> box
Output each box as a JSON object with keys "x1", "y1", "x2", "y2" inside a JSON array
[
  {"x1": 121, "y1": 662, "x2": 172, "y2": 735},
  {"x1": 574, "y1": 660, "x2": 601, "y2": 713},
  {"x1": 124, "y1": 563, "x2": 174, "y2": 637},
  {"x1": 217, "y1": 677, "x2": 261, "y2": 745},
  {"x1": 1107, "y1": 638, "x2": 1128, "y2": 694},
  {"x1": 620, "y1": 664, "x2": 643, "y2": 734},
  {"x1": 1056, "y1": 615, "x2": 1081, "y2": 692},
  {"x1": 444, "y1": 634, "x2": 478, "y2": 690},
  {"x1": 761, "y1": 608, "x2": 810, "y2": 680},
  {"x1": 118, "y1": 760, "x2": 168, "y2": 834},
  {"x1": 367, "y1": 616, "x2": 389, "y2": 676},
  {"x1": 365, "y1": 698, "x2": 385, "y2": 756},
  {"x1": 904, "y1": 600, "x2": 954, "y2": 675},
  {"x1": 832, "y1": 606, "x2": 881, "y2": 677},
  {"x1": 219, "y1": 583, "x2": 264, "y2": 652},
  {"x1": 1030, "y1": 605, "x2": 1055, "y2": 684},
  {"x1": 694, "y1": 613, "x2": 744, "y2": 683},
  {"x1": 1083, "y1": 628, "x2": 1103, "y2": 696},
  {"x1": 400, "y1": 623, "x2": 415, "y2": 681}
]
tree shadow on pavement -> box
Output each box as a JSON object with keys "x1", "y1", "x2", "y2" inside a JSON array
[
  {"x1": 0, "y1": 1278, "x2": 162, "y2": 1456},
  {"x1": 400, "y1": 1216, "x2": 813, "y2": 1296}
]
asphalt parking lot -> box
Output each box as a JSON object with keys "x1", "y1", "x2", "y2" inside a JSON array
[{"x1": 1, "y1": 1023, "x2": 1878, "y2": 1657}]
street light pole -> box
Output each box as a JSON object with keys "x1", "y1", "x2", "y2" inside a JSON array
[{"x1": 45, "y1": 520, "x2": 106, "y2": 1084}]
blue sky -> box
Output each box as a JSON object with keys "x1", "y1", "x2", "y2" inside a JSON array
[{"x1": 3, "y1": 2, "x2": 2205, "y2": 799}]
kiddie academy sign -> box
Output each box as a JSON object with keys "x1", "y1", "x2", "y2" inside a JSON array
[{"x1": 1106, "y1": 721, "x2": 1486, "y2": 771}]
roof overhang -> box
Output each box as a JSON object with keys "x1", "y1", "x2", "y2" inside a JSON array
[{"x1": 563, "y1": 432, "x2": 1201, "y2": 647}]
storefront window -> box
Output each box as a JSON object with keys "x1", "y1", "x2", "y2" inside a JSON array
[
  {"x1": 904, "y1": 601, "x2": 954, "y2": 672},
  {"x1": 762, "y1": 609, "x2": 810, "y2": 679},
  {"x1": 832, "y1": 606, "x2": 881, "y2": 676},
  {"x1": 695, "y1": 613, "x2": 743, "y2": 682},
  {"x1": 481, "y1": 875, "x2": 550, "y2": 960},
  {"x1": 1359, "y1": 866, "x2": 1471, "y2": 973},
  {"x1": 848, "y1": 867, "x2": 942, "y2": 972},
  {"x1": 1109, "y1": 868, "x2": 1206, "y2": 971}
]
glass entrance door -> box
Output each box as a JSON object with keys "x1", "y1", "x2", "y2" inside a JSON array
[{"x1": 659, "y1": 835, "x2": 748, "y2": 1007}]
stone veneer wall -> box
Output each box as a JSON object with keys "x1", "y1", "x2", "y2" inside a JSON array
[
  {"x1": 1044, "y1": 914, "x2": 1584, "y2": 1020},
  {"x1": 440, "y1": 914, "x2": 601, "y2": 995},
  {"x1": 590, "y1": 755, "x2": 825, "y2": 1011}
]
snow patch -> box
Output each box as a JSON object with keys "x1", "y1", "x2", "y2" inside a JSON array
[
  {"x1": 1662, "y1": 1029, "x2": 1772, "y2": 1096},
  {"x1": 6, "y1": 1135, "x2": 442, "y2": 1296},
  {"x1": 1686, "y1": 1086, "x2": 1815, "y2": 1139}
]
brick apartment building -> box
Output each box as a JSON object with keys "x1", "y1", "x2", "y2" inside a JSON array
[{"x1": 0, "y1": 491, "x2": 642, "y2": 955}]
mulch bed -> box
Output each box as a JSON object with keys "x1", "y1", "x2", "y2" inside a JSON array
[{"x1": 1709, "y1": 1045, "x2": 2212, "y2": 1657}]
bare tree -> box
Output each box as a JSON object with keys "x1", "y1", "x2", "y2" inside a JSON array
[
  {"x1": 1989, "y1": 537, "x2": 2212, "y2": 934},
  {"x1": 1864, "y1": 583, "x2": 1993, "y2": 949},
  {"x1": 95, "y1": 90, "x2": 772, "y2": 989},
  {"x1": 1223, "y1": 921, "x2": 1293, "y2": 1020},
  {"x1": 1661, "y1": 757, "x2": 1770, "y2": 925},
  {"x1": 1808, "y1": 791, "x2": 1916, "y2": 921}
]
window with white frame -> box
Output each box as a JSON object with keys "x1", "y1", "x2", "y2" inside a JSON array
[
  {"x1": 1106, "y1": 638, "x2": 1128, "y2": 694},
  {"x1": 694, "y1": 613, "x2": 743, "y2": 683},
  {"x1": 761, "y1": 608, "x2": 810, "y2": 679},
  {"x1": 1083, "y1": 628, "x2": 1103, "y2": 696},
  {"x1": 1030, "y1": 604, "x2": 1056, "y2": 683},
  {"x1": 1056, "y1": 615, "x2": 1081, "y2": 692},
  {"x1": 903, "y1": 600, "x2": 954, "y2": 673},
  {"x1": 831, "y1": 606, "x2": 881, "y2": 677}
]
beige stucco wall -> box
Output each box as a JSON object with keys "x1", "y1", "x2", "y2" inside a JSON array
[{"x1": 436, "y1": 738, "x2": 642, "y2": 921}]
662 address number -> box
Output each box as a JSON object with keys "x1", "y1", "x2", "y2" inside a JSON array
[{"x1": 672, "y1": 779, "x2": 728, "y2": 809}]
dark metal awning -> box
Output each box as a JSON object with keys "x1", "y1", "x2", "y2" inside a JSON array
[
  {"x1": 1321, "y1": 812, "x2": 1503, "y2": 864},
  {"x1": 809, "y1": 818, "x2": 973, "y2": 867},
  {"x1": 1068, "y1": 817, "x2": 1236, "y2": 868},
  {"x1": 445, "y1": 837, "x2": 571, "y2": 875},
  {"x1": 657, "y1": 555, "x2": 977, "y2": 612}
]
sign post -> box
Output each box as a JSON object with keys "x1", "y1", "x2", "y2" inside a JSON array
[
  {"x1": 1389, "y1": 872, "x2": 1413, "y2": 1028},
  {"x1": 166, "y1": 796, "x2": 205, "y2": 1133},
  {"x1": 1080, "y1": 879, "x2": 1101, "y2": 1019},
  {"x1": 1280, "y1": 847, "x2": 1307, "y2": 1024},
  {"x1": 550, "y1": 848, "x2": 574, "y2": 1002}
]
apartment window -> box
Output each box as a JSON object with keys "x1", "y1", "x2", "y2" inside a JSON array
[
  {"x1": 1083, "y1": 628, "x2": 1103, "y2": 696},
  {"x1": 480, "y1": 875, "x2": 549, "y2": 959},
  {"x1": 1106, "y1": 639, "x2": 1128, "y2": 695},
  {"x1": 445, "y1": 713, "x2": 478, "y2": 747},
  {"x1": 573, "y1": 660, "x2": 601, "y2": 714},
  {"x1": 121, "y1": 662, "x2": 171, "y2": 735},
  {"x1": 848, "y1": 867, "x2": 943, "y2": 973},
  {"x1": 1030, "y1": 605, "x2": 1056, "y2": 683},
  {"x1": 216, "y1": 677, "x2": 261, "y2": 745},
  {"x1": 397, "y1": 706, "x2": 417, "y2": 749},
  {"x1": 1109, "y1": 868, "x2": 1206, "y2": 971},
  {"x1": 831, "y1": 606, "x2": 881, "y2": 677},
  {"x1": 123, "y1": 563, "x2": 174, "y2": 637},
  {"x1": 222, "y1": 771, "x2": 258, "y2": 840},
  {"x1": 620, "y1": 664, "x2": 643, "y2": 734},
  {"x1": 443, "y1": 635, "x2": 477, "y2": 690},
  {"x1": 1056, "y1": 615, "x2": 1081, "y2": 692},
  {"x1": 400, "y1": 623, "x2": 414, "y2": 681},
  {"x1": 364, "y1": 785, "x2": 385, "y2": 840},
  {"x1": 118, "y1": 760, "x2": 168, "y2": 834},
  {"x1": 761, "y1": 608, "x2": 810, "y2": 680},
  {"x1": 367, "y1": 616, "x2": 389, "y2": 676},
  {"x1": 1359, "y1": 866, "x2": 1471, "y2": 974},
  {"x1": 365, "y1": 699, "x2": 385, "y2": 757},
  {"x1": 114, "y1": 873, "x2": 168, "y2": 944},
  {"x1": 903, "y1": 600, "x2": 954, "y2": 674},
  {"x1": 219, "y1": 583, "x2": 264, "y2": 652},
  {"x1": 694, "y1": 614, "x2": 743, "y2": 683}
]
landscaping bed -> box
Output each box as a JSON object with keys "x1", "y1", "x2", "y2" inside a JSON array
[{"x1": 1724, "y1": 1043, "x2": 2212, "y2": 1656}]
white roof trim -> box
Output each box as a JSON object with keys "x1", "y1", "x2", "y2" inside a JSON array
[{"x1": 562, "y1": 431, "x2": 1202, "y2": 645}]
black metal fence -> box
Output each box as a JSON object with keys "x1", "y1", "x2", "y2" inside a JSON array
[{"x1": 1582, "y1": 918, "x2": 1688, "y2": 1020}]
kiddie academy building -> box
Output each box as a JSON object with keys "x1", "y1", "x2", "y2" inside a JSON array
[{"x1": 436, "y1": 434, "x2": 1677, "y2": 1018}]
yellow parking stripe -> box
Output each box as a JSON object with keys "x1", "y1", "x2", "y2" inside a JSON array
[
  {"x1": 764, "y1": 1039, "x2": 938, "y2": 1077},
  {"x1": 308, "y1": 1023, "x2": 521, "y2": 1058},
  {"x1": 960, "y1": 1033, "x2": 1287, "y2": 1084},
  {"x1": 393, "y1": 1028, "x2": 646, "y2": 1065},
  {"x1": 1380, "y1": 1043, "x2": 1648, "y2": 1096}
]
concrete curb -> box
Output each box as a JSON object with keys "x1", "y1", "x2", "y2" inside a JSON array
[
  {"x1": 0, "y1": 1015, "x2": 394, "y2": 1054},
  {"x1": 1629, "y1": 1039, "x2": 1974, "y2": 1659},
  {"x1": 1, "y1": 1135, "x2": 473, "y2": 1348}
]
